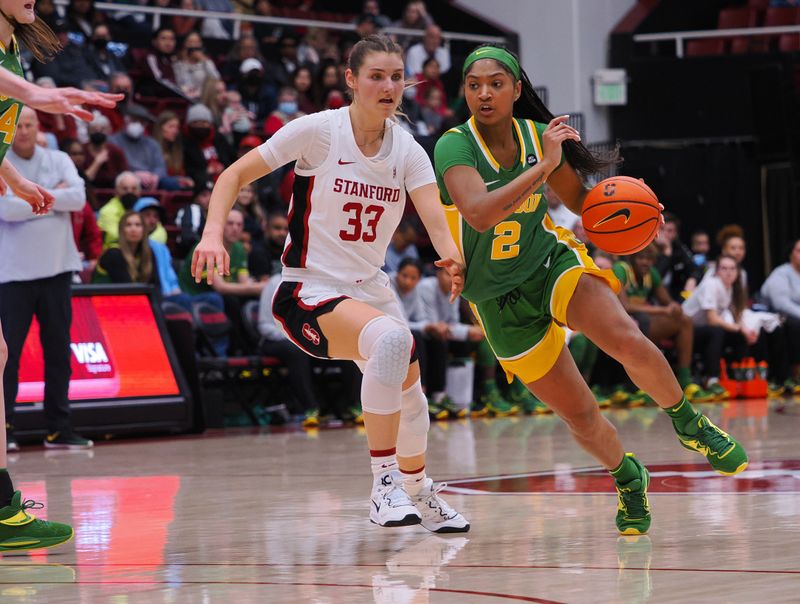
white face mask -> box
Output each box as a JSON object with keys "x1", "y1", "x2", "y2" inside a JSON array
[{"x1": 125, "y1": 121, "x2": 145, "y2": 139}]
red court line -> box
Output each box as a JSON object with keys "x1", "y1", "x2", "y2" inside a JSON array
[
  {"x1": 26, "y1": 562, "x2": 800, "y2": 575},
  {"x1": 16, "y1": 580, "x2": 564, "y2": 602}
]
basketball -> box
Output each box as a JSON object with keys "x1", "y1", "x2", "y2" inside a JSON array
[{"x1": 581, "y1": 176, "x2": 661, "y2": 255}]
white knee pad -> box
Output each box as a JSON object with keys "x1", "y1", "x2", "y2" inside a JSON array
[
  {"x1": 397, "y1": 380, "x2": 429, "y2": 457},
  {"x1": 359, "y1": 316, "x2": 413, "y2": 415}
]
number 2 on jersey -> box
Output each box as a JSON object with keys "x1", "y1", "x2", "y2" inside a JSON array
[
  {"x1": 491, "y1": 221, "x2": 521, "y2": 260},
  {"x1": 339, "y1": 202, "x2": 385, "y2": 243}
]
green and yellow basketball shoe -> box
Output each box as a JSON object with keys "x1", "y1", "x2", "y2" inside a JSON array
[
  {"x1": 480, "y1": 389, "x2": 519, "y2": 417},
  {"x1": 674, "y1": 413, "x2": 748, "y2": 475},
  {"x1": 0, "y1": 491, "x2": 73, "y2": 551},
  {"x1": 509, "y1": 388, "x2": 548, "y2": 415},
  {"x1": 614, "y1": 455, "x2": 651, "y2": 535}
]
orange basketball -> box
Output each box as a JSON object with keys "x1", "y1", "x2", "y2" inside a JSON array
[{"x1": 581, "y1": 176, "x2": 661, "y2": 255}]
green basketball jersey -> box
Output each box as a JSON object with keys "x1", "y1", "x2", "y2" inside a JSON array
[
  {"x1": 0, "y1": 37, "x2": 23, "y2": 165},
  {"x1": 434, "y1": 116, "x2": 565, "y2": 303}
]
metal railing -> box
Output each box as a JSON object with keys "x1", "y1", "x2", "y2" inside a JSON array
[
  {"x1": 634, "y1": 25, "x2": 800, "y2": 58},
  {"x1": 54, "y1": 1, "x2": 506, "y2": 46}
]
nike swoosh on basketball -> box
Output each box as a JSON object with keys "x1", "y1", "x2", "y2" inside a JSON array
[
  {"x1": 338, "y1": 159, "x2": 355, "y2": 165},
  {"x1": 593, "y1": 208, "x2": 631, "y2": 228}
]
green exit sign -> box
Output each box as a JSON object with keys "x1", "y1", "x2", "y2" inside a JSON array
[{"x1": 593, "y1": 69, "x2": 627, "y2": 106}]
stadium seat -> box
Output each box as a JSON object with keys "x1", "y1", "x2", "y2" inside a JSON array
[
  {"x1": 161, "y1": 300, "x2": 193, "y2": 325},
  {"x1": 240, "y1": 299, "x2": 263, "y2": 351},
  {"x1": 686, "y1": 38, "x2": 726, "y2": 56},
  {"x1": 718, "y1": 7, "x2": 759, "y2": 29}
]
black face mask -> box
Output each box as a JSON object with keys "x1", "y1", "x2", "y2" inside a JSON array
[
  {"x1": 188, "y1": 126, "x2": 211, "y2": 140},
  {"x1": 120, "y1": 193, "x2": 138, "y2": 209},
  {"x1": 244, "y1": 72, "x2": 262, "y2": 85},
  {"x1": 89, "y1": 132, "x2": 106, "y2": 145},
  {"x1": 92, "y1": 38, "x2": 108, "y2": 51}
]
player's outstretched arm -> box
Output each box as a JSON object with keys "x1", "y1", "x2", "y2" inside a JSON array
[
  {"x1": 192, "y1": 148, "x2": 273, "y2": 285},
  {"x1": 0, "y1": 69, "x2": 123, "y2": 122}
]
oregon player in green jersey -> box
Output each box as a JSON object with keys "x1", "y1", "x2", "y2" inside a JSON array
[
  {"x1": 434, "y1": 45, "x2": 748, "y2": 535},
  {"x1": 0, "y1": 0, "x2": 122, "y2": 552}
]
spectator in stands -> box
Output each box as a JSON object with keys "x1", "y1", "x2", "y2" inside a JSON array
[
  {"x1": 682, "y1": 255, "x2": 750, "y2": 400},
  {"x1": 690, "y1": 229, "x2": 711, "y2": 279},
  {"x1": 200, "y1": 78, "x2": 228, "y2": 126},
  {"x1": 384, "y1": 218, "x2": 420, "y2": 274},
  {"x1": 71, "y1": 197, "x2": 103, "y2": 282},
  {"x1": 179, "y1": 208, "x2": 266, "y2": 353},
  {"x1": 219, "y1": 90, "x2": 254, "y2": 147},
  {"x1": 348, "y1": 13, "x2": 379, "y2": 45},
  {"x1": 66, "y1": 0, "x2": 102, "y2": 40},
  {"x1": 405, "y1": 24, "x2": 450, "y2": 78},
  {"x1": 143, "y1": 27, "x2": 183, "y2": 97},
  {"x1": 37, "y1": 0, "x2": 61, "y2": 30},
  {"x1": 82, "y1": 114, "x2": 129, "y2": 189},
  {"x1": 110, "y1": 104, "x2": 178, "y2": 191},
  {"x1": 268, "y1": 32, "x2": 301, "y2": 89},
  {"x1": 252, "y1": 0, "x2": 284, "y2": 55},
  {"x1": 702, "y1": 224, "x2": 748, "y2": 288},
  {"x1": 94, "y1": 211, "x2": 211, "y2": 313},
  {"x1": 0, "y1": 106, "x2": 92, "y2": 449},
  {"x1": 98, "y1": 171, "x2": 142, "y2": 246},
  {"x1": 418, "y1": 87, "x2": 448, "y2": 137},
  {"x1": 655, "y1": 211, "x2": 697, "y2": 301},
  {"x1": 235, "y1": 183, "x2": 267, "y2": 241},
  {"x1": 183, "y1": 103, "x2": 236, "y2": 190},
  {"x1": 85, "y1": 23, "x2": 126, "y2": 83},
  {"x1": 133, "y1": 196, "x2": 168, "y2": 245},
  {"x1": 33, "y1": 77, "x2": 78, "y2": 146},
  {"x1": 174, "y1": 32, "x2": 222, "y2": 101},
  {"x1": 298, "y1": 28, "x2": 334, "y2": 67},
  {"x1": 613, "y1": 244, "x2": 701, "y2": 400},
  {"x1": 292, "y1": 65, "x2": 318, "y2": 114},
  {"x1": 314, "y1": 60, "x2": 344, "y2": 108},
  {"x1": 61, "y1": 138, "x2": 98, "y2": 210},
  {"x1": 411, "y1": 56, "x2": 446, "y2": 106},
  {"x1": 100, "y1": 72, "x2": 134, "y2": 133},
  {"x1": 33, "y1": 19, "x2": 99, "y2": 88},
  {"x1": 359, "y1": 0, "x2": 391, "y2": 28},
  {"x1": 392, "y1": 0, "x2": 434, "y2": 49},
  {"x1": 260, "y1": 207, "x2": 287, "y2": 277},
  {"x1": 175, "y1": 185, "x2": 211, "y2": 257},
  {"x1": 221, "y1": 34, "x2": 265, "y2": 84},
  {"x1": 153, "y1": 111, "x2": 194, "y2": 191},
  {"x1": 263, "y1": 87, "x2": 305, "y2": 138},
  {"x1": 238, "y1": 58, "x2": 277, "y2": 123},
  {"x1": 760, "y1": 238, "x2": 800, "y2": 388},
  {"x1": 195, "y1": 0, "x2": 235, "y2": 40}
]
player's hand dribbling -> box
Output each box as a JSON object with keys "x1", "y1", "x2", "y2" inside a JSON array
[
  {"x1": 541, "y1": 116, "x2": 581, "y2": 172},
  {"x1": 192, "y1": 236, "x2": 230, "y2": 285},
  {"x1": 434, "y1": 257, "x2": 466, "y2": 303}
]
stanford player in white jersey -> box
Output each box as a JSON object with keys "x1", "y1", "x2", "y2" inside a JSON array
[{"x1": 194, "y1": 35, "x2": 469, "y2": 533}]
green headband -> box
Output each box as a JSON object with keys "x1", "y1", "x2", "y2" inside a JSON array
[{"x1": 462, "y1": 47, "x2": 520, "y2": 80}]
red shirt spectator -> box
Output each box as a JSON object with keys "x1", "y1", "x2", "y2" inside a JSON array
[
  {"x1": 36, "y1": 110, "x2": 77, "y2": 146},
  {"x1": 71, "y1": 203, "x2": 104, "y2": 282}
]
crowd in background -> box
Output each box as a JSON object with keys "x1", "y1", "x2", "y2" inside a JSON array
[{"x1": 5, "y1": 0, "x2": 799, "y2": 428}]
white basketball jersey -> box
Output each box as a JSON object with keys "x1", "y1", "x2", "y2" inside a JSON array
[{"x1": 281, "y1": 108, "x2": 416, "y2": 284}]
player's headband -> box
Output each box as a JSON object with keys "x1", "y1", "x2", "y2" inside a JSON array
[{"x1": 462, "y1": 46, "x2": 520, "y2": 81}]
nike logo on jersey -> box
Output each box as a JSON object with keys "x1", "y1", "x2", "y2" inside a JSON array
[
  {"x1": 543, "y1": 255, "x2": 551, "y2": 269},
  {"x1": 486, "y1": 180, "x2": 501, "y2": 187},
  {"x1": 338, "y1": 159, "x2": 355, "y2": 165},
  {"x1": 593, "y1": 208, "x2": 631, "y2": 228}
]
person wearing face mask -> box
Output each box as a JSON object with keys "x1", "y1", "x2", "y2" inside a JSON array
[
  {"x1": 82, "y1": 114, "x2": 128, "y2": 189},
  {"x1": 263, "y1": 86, "x2": 305, "y2": 139},
  {"x1": 96, "y1": 72, "x2": 134, "y2": 133},
  {"x1": 85, "y1": 23, "x2": 126, "y2": 82},
  {"x1": 237, "y1": 58, "x2": 277, "y2": 123},
  {"x1": 110, "y1": 104, "x2": 180, "y2": 191},
  {"x1": 182, "y1": 103, "x2": 235, "y2": 192},
  {"x1": 97, "y1": 170, "x2": 142, "y2": 246}
]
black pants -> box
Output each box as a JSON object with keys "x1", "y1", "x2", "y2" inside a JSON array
[
  {"x1": 259, "y1": 338, "x2": 319, "y2": 412},
  {"x1": 784, "y1": 316, "x2": 800, "y2": 367},
  {"x1": 693, "y1": 325, "x2": 748, "y2": 379},
  {"x1": 0, "y1": 273, "x2": 73, "y2": 433},
  {"x1": 751, "y1": 325, "x2": 790, "y2": 382}
]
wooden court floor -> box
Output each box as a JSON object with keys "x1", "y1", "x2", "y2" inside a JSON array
[{"x1": 2, "y1": 397, "x2": 799, "y2": 603}]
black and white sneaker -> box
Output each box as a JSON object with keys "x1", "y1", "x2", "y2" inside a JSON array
[
  {"x1": 370, "y1": 472, "x2": 422, "y2": 527},
  {"x1": 43, "y1": 432, "x2": 94, "y2": 450},
  {"x1": 412, "y1": 479, "x2": 470, "y2": 533}
]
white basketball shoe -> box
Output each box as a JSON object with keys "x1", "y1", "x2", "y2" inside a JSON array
[
  {"x1": 370, "y1": 472, "x2": 422, "y2": 527},
  {"x1": 411, "y1": 479, "x2": 470, "y2": 533}
]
